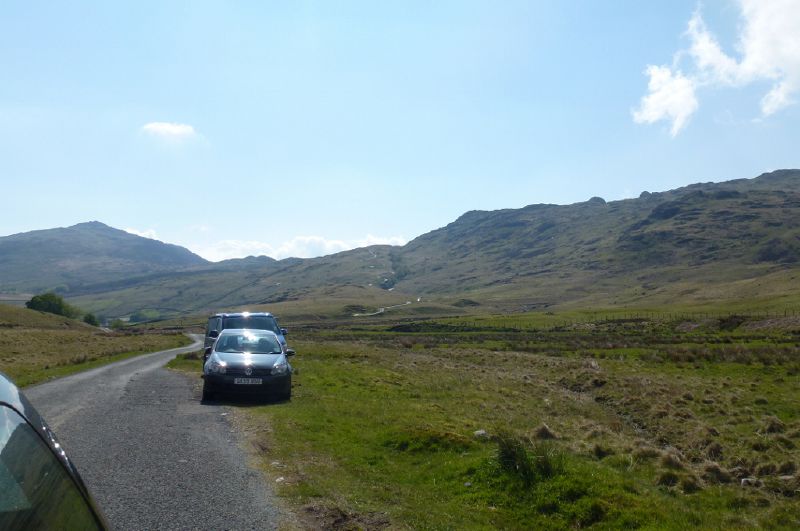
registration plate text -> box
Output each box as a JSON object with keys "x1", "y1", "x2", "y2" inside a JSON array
[{"x1": 234, "y1": 378, "x2": 263, "y2": 385}]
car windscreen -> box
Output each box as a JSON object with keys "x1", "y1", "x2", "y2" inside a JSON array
[
  {"x1": 216, "y1": 333, "x2": 282, "y2": 354},
  {"x1": 222, "y1": 316, "x2": 279, "y2": 333},
  {"x1": 0, "y1": 406, "x2": 102, "y2": 529}
]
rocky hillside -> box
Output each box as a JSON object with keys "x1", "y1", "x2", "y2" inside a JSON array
[
  {"x1": 5, "y1": 170, "x2": 800, "y2": 317},
  {"x1": 392, "y1": 169, "x2": 800, "y2": 294}
]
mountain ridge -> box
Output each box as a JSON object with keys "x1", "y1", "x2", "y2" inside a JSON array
[
  {"x1": 0, "y1": 221, "x2": 209, "y2": 292},
  {"x1": 2, "y1": 170, "x2": 800, "y2": 317}
]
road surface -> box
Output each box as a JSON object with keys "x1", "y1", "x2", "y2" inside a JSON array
[{"x1": 25, "y1": 335, "x2": 281, "y2": 530}]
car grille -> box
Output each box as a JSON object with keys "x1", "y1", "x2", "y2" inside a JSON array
[{"x1": 226, "y1": 367, "x2": 272, "y2": 377}]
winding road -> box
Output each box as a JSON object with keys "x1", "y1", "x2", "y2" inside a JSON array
[{"x1": 25, "y1": 335, "x2": 281, "y2": 530}]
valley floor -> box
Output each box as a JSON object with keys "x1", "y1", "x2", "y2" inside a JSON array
[{"x1": 173, "y1": 315, "x2": 800, "y2": 529}]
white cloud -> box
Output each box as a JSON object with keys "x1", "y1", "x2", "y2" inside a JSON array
[
  {"x1": 124, "y1": 227, "x2": 159, "y2": 240},
  {"x1": 191, "y1": 234, "x2": 408, "y2": 262},
  {"x1": 632, "y1": 66, "x2": 699, "y2": 136},
  {"x1": 686, "y1": 11, "x2": 740, "y2": 85},
  {"x1": 634, "y1": 0, "x2": 800, "y2": 134},
  {"x1": 141, "y1": 122, "x2": 197, "y2": 140}
]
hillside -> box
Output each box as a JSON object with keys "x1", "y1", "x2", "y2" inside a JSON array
[
  {"x1": 393, "y1": 169, "x2": 800, "y2": 303},
  {"x1": 0, "y1": 303, "x2": 191, "y2": 387},
  {"x1": 6, "y1": 170, "x2": 800, "y2": 318},
  {"x1": 0, "y1": 221, "x2": 209, "y2": 293},
  {"x1": 0, "y1": 303, "x2": 94, "y2": 330}
]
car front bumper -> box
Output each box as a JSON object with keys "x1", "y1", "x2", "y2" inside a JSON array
[{"x1": 203, "y1": 372, "x2": 291, "y2": 395}]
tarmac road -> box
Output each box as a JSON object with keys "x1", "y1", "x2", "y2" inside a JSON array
[{"x1": 25, "y1": 334, "x2": 280, "y2": 530}]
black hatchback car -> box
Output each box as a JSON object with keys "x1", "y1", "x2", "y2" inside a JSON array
[
  {"x1": 0, "y1": 372, "x2": 107, "y2": 529},
  {"x1": 202, "y1": 329, "x2": 294, "y2": 401}
]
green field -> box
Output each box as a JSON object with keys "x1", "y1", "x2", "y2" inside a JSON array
[{"x1": 172, "y1": 311, "x2": 800, "y2": 529}]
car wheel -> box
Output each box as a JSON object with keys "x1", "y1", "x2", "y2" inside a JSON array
[{"x1": 202, "y1": 383, "x2": 214, "y2": 402}]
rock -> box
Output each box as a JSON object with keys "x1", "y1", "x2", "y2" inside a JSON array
[
  {"x1": 473, "y1": 429, "x2": 489, "y2": 440},
  {"x1": 741, "y1": 477, "x2": 762, "y2": 487}
]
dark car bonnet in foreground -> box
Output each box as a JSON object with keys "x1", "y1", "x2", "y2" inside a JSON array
[{"x1": 0, "y1": 372, "x2": 107, "y2": 529}]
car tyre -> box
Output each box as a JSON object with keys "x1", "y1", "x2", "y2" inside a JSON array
[{"x1": 202, "y1": 383, "x2": 214, "y2": 402}]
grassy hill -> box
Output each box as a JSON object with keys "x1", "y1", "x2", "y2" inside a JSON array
[
  {"x1": 0, "y1": 303, "x2": 190, "y2": 386},
  {"x1": 5, "y1": 170, "x2": 800, "y2": 318},
  {"x1": 0, "y1": 303, "x2": 95, "y2": 330}
]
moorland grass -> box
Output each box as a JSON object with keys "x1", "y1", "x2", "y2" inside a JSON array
[
  {"x1": 0, "y1": 327, "x2": 191, "y2": 387},
  {"x1": 170, "y1": 315, "x2": 799, "y2": 529},
  {"x1": 0, "y1": 303, "x2": 193, "y2": 386}
]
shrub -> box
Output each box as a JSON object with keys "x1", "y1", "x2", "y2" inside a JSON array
[
  {"x1": 83, "y1": 313, "x2": 99, "y2": 326},
  {"x1": 26, "y1": 292, "x2": 81, "y2": 319}
]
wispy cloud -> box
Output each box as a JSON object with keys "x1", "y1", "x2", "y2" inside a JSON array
[
  {"x1": 124, "y1": 227, "x2": 159, "y2": 240},
  {"x1": 191, "y1": 234, "x2": 408, "y2": 262},
  {"x1": 141, "y1": 121, "x2": 198, "y2": 140},
  {"x1": 632, "y1": 65, "x2": 698, "y2": 137},
  {"x1": 634, "y1": 0, "x2": 800, "y2": 135}
]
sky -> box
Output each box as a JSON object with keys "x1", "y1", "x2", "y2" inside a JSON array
[{"x1": 2, "y1": 1, "x2": 799, "y2": 261}]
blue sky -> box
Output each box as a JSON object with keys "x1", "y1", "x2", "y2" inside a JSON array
[{"x1": 2, "y1": 1, "x2": 799, "y2": 260}]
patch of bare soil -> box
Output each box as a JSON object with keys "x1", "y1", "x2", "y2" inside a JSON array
[{"x1": 301, "y1": 504, "x2": 390, "y2": 530}]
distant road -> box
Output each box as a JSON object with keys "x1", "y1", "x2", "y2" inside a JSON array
[
  {"x1": 26, "y1": 335, "x2": 281, "y2": 530},
  {"x1": 352, "y1": 300, "x2": 412, "y2": 316}
]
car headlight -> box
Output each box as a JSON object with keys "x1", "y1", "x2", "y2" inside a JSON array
[
  {"x1": 208, "y1": 359, "x2": 227, "y2": 374},
  {"x1": 271, "y1": 359, "x2": 288, "y2": 375}
]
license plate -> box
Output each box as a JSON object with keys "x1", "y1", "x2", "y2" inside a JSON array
[{"x1": 234, "y1": 378, "x2": 263, "y2": 385}]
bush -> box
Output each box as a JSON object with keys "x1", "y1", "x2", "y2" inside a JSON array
[
  {"x1": 83, "y1": 313, "x2": 99, "y2": 326},
  {"x1": 26, "y1": 292, "x2": 81, "y2": 319}
]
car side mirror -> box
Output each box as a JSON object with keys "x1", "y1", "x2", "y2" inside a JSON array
[
  {"x1": 285, "y1": 348, "x2": 296, "y2": 357},
  {"x1": 209, "y1": 330, "x2": 219, "y2": 338},
  {"x1": 280, "y1": 328, "x2": 288, "y2": 336}
]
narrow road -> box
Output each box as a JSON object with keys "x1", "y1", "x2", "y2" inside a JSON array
[{"x1": 25, "y1": 335, "x2": 281, "y2": 530}]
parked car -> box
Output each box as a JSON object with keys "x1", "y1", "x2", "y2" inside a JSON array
[
  {"x1": 204, "y1": 312, "x2": 289, "y2": 362},
  {"x1": 202, "y1": 329, "x2": 294, "y2": 401},
  {"x1": 0, "y1": 372, "x2": 107, "y2": 530}
]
